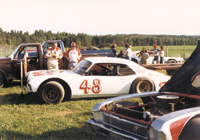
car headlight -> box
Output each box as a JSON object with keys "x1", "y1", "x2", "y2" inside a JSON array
[
  {"x1": 149, "y1": 126, "x2": 167, "y2": 140},
  {"x1": 93, "y1": 111, "x2": 104, "y2": 123}
]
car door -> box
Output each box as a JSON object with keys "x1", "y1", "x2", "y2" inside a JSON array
[{"x1": 76, "y1": 63, "x2": 136, "y2": 97}]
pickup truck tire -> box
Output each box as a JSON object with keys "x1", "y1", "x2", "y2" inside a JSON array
[
  {"x1": 130, "y1": 77, "x2": 154, "y2": 93},
  {"x1": 40, "y1": 81, "x2": 65, "y2": 104},
  {"x1": 0, "y1": 74, "x2": 5, "y2": 88}
]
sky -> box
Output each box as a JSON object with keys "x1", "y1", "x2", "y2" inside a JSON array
[{"x1": 0, "y1": 0, "x2": 200, "y2": 36}]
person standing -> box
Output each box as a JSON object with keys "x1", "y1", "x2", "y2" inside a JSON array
[
  {"x1": 151, "y1": 44, "x2": 160, "y2": 64},
  {"x1": 141, "y1": 49, "x2": 149, "y2": 64},
  {"x1": 64, "y1": 42, "x2": 82, "y2": 70},
  {"x1": 45, "y1": 41, "x2": 63, "y2": 70},
  {"x1": 110, "y1": 44, "x2": 118, "y2": 57},
  {"x1": 124, "y1": 44, "x2": 132, "y2": 60},
  {"x1": 160, "y1": 46, "x2": 164, "y2": 64}
]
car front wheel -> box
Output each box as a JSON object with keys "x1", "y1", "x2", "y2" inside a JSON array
[{"x1": 40, "y1": 81, "x2": 65, "y2": 104}]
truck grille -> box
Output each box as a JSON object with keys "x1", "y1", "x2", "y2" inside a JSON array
[{"x1": 103, "y1": 112, "x2": 149, "y2": 139}]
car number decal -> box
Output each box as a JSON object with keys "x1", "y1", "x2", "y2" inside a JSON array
[{"x1": 80, "y1": 79, "x2": 102, "y2": 94}]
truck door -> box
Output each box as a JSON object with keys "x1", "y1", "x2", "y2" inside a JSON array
[{"x1": 11, "y1": 44, "x2": 43, "y2": 79}]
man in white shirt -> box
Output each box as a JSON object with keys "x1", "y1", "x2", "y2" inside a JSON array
[
  {"x1": 45, "y1": 41, "x2": 63, "y2": 70},
  {"x1": 64, "y1": 42, "x2": 82, "y2": 70}
]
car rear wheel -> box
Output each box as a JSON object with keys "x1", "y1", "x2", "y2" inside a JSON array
[
  {"x1": 130, "y1": 77, "x2": 154, "y2": 93},
  {"x1": 40, "y1": 81, "x2": 65, "y2": 104}
]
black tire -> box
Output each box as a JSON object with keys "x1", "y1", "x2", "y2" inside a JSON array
[
  {"x1": 0, "y1": 74, "x2": 5, "y2": 88},
  {"x1": 178, "y1": 114, "x2": 200, "y2": 140},
  {"x1": 130, "y1": 77, "x2": 155, "y2": 93},
  {"x1": 40, "y1": 81, "x2": 65, "y2": 104},
  {"x1": 166, "y1": 59, "x2": 178, "y2": 75},
  {"x1": 88, "y1": 46, "x2": 99, "y2": 50},
  {"x1": 166, "y1": 59, "x2": 177, "y2": 63},
  {"x1": 131, "y1": 59, "x2": 138, "y2": 63}
]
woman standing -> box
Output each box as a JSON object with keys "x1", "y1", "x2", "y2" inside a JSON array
[
  {"x1": 160, "y1": 46, "x2": 164, "y2": 64},
  {"x1": 124, "y1": 44, "x2": 132, "y2": 60}
]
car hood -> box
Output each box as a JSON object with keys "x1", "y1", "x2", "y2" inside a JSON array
[
  {"x1": 27, "y1": 69, "x2": 78, "y2": 80},
  {"x1": 159, "y1": 40, "x2": 200, "y2": 95}
]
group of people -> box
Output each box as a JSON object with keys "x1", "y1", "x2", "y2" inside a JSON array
[
  {"x1": 111, "y1": 43, "x2": 132, "y2": 60},
  {"x1": 45, "y1": 41, "x2": 82, "y2": 70},
  {"x1": 135, "y1": 44, "x2": 164, "y2": 64},
  {"x1": 151, "y1": 44, "x2": 164, "y2": 64},
  {"x1": 45, "y1": 42, "x2": 164, "y2": 71}
]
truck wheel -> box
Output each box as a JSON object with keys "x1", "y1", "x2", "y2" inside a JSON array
[
  {"x1": 178, "y1": 115, "x2": 200, "y2": 140},
  {"x1": 0, "y1": 75, "x2": 5, "y2": 88},
  {"x1": 130, "y1": 77, "x2": 154, "y2": 93},
  {"x1": 166, "y1": 69, "x2": 177, "y2": 75},
  {"x1": 166, "y1": 59, "x2": 177, "y2": 63},
  {"x1": 131, "y1": 59, "x2": 138, "y2": 63},
  {"x1": 40, "y1": 81, "x2": 65, "y2": 104}
]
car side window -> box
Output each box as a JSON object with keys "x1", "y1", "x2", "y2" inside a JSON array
[
  {"x1": 88, "y1": 63, "x2": 115, "y2": 76},
  {"x1": 117, "y1": 64, "x2": 136, "y2": 76}
]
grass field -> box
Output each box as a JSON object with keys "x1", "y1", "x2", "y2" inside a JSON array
[
  {"x1": 0, "y1": 81, "x2": 103, "y2": 140},
  {"x1": 0, "y1": 44, "x2": 196, "y2": 139}
]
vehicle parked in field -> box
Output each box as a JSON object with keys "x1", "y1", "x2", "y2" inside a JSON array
[
  {"x1": 26, "y1": 57, "x2": 170, "y2": 104},
  {"x1": 0, "y1": 40, "x2": 114, "y2": 88},
  {"x1": 131, "y1": 51, "x2": 184, "y2": 64},
  {"x1": 87, "y1": 41, "x2": 200, "y2": 140}
]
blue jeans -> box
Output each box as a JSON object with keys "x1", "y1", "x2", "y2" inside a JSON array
[
  {"x1": 125, "y1": 56, "x2": 130, "y2": 60},
  {"x1": 160, "y1": 57, "x2": 164, "y2": 64},
  {"x1": 152, "y1": 56, "x2": 158, "y2": 64}
]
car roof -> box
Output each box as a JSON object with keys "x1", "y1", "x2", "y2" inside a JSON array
[{"x1": 84, "y1": 57, "x2": 138, "y2": 65}]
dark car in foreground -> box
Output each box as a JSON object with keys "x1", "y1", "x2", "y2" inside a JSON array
[{"x1": 87, "y1": 41, "x2": 200, "y2": 140}]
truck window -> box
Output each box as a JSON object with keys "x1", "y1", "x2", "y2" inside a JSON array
[{"x1": 15, "y1": 46, "x2": 38, "y2": 59}]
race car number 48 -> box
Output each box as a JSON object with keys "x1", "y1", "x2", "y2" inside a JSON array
[{"x1": 80, "y1": 79, "x2": 102, "y2": 94}]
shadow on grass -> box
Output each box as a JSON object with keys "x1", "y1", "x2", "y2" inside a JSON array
[
  {"x1": 0, "y1": 92, "x2": 43, "y2": 105},
  {"x1": 0, "y1": 125, "x2": 102, "y2": 140}
]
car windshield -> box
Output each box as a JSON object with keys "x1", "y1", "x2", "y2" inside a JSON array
[{"x1": 73, "y1": 59, "x2": 92, "y2": 75}]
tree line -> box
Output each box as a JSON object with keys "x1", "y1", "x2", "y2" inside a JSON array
[{"x1": 0, "y1": 28, "x2": 199, "y2": 48}]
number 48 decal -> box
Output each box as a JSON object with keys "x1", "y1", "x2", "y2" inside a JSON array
[{"x1": 80, "y1": 79, "x2": 102, "y2": 94}]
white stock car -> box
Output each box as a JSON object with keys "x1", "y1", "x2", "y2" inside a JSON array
[
  {"x1": 26, "y1": 57, "x2": 170, "y2": 104},
  {"x1": 131, "y1": 51, "x2": 184, "y2": 64}
]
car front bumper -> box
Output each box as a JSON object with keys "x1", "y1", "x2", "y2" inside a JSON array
[{"x1": 87, "y1": 119, "x2": 140, "y2": 140}]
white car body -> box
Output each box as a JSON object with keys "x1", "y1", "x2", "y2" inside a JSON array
[
  {"x1": 27, "y1": 57, "x2": 170, "y2": 102},
  {"x1": 131, "y1": 51, "x2": 184, "y2": 64}
]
